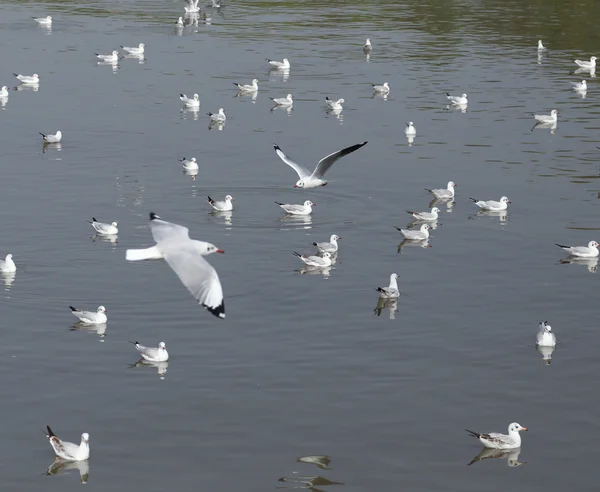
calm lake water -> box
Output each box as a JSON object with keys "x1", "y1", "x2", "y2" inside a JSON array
[{"x1": 1, "y1": 0, "x2": 599, "y2": 490}]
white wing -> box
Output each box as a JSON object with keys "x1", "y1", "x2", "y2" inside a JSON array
[
  {"x1": 136, "y1": 344, "x2": 160, "y2": 359},
  {"x1": 273, "y1": 145, "x2": 311, "y2": 179},
  {"x1": 312, "y1": 142, "x2": 368, "y2": 179},
  {"x1": 149, "y1": 214, "x2": 190, "y2": 244}
]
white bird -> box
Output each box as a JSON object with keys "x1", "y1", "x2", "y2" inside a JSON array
[
  {"x1": 425, "y1": 181, "x2": 456, "y2": 199},
  {"x1": 446, "y1": 92, "x2": 468, "y2": 105},
  {"x1": 574, "y1": 56, "x2": 597, "y2": 69},
  {"x1": 14, "y1": 73, "x2": 39, "y2": 84},
  {"x1": 178, "y1": 156, "x2": 198, "y2": 170},
  {"x1": 537, "y1": 39, "x2": 546, "y2": 51},
  {"x1": 234, "y1": 79, "x2": 258, "y2": 92},
  {"x1": 555, "y1": 240, "x2": 600, "y2": 258},
  {"x1": 0, "y1": 254, "x2": 16, "y2": 273},
  {"x1": 0, "y1": 86, "x2": 8, "y2": 97},
  {"x1": 571, "y1": 80, "x2": 587, "y2": 91},
  {"x1": 207, "y1": 195, "x2": 234, "y2": 211},
  {"x1": 377, "y1": 273, "x2": 399, "y2": 299},
  {"x1": 207, "y1": 108, "x2": 226, "y2": 122},
  {"x1": 33, "y1": 16, "x2": 52, "y2": 25},
  {"x1": 120, "y1": 43, "x2": 145, "y2": 55},
  {"x1": 125, "y1": 213, "x2": 225, "y2": 318},
  {"x1": 176, "y1": 16, "x2": 184, "y2": 26},
  {"x1": 396, "y1": 224, "x2": 431, "y2": 240},
  {"x1": 406, "y1": 207, "x2": 440, "y2": 221},
  {"x1": 273, "y1": 141, "x2": 368, "y2": 188},
  {"x1": 405, "y1": 121, "x2": 416, "y2": 135},
  {"x1": 465, "y1": 423, "x2": 527, "y2": 450},
  {"x1": 270, "y1": 94, "x2": 294, "y2": 106},
  {"x1": 293, "y1": 251, "x2": 332, "y2": 267},
  {"x1": 533, "y1": 109, "x2": 558, "y2": 124},
  {"x1": 70, "y1": 305, "x2": 107, "y2": 325},
  {"x1": 266, "y1": 58, "x2": 290, "y2": 70},
  {"x1": 470, "y1": 196, "x2": 510, "y2": 211},
  {"x1": 536, "y1": 321, "x2": 556, "y2": 347},
  {"x1": 275, "y1": 200, "x2": 314, "y2": 216},
  {"x1": 180, "y1": 93, "x2": 200, "y2": 108},
  {"x1": 363, "y1": 38, "x2": 372, "y2": 54},
  {"x1": 325, "y1": 97, "x2": 344, "y2": 110},
  {"x1": 129, "y1": 341, "x2": 169, "y2": 362},
  {"x1": 95, "y1": 51, "x2": 119, "y2": 62},
  {"x1": 184, "y1": 0, "x2": 200, "y2": 12},
  {"x1": 372, "y1": 82, "x2": 390, "y2": 94},
  {"x1": 88, "y1": 217, "x2": 118, "y2": 235},
  {"x1": 313, "y1": 234, "x2": 340, "y2": 254},
  {"x1": 39, "y1": 130, "x2": 62, "y2": 143},
  {"x1": 46, "y1": 426, "x2": 90, "y2": 461}
]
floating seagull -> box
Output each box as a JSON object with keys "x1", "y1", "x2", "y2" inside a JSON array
[
  {"x1": 405, "y1": 121, "x2": 416, "y2": 135},
  {"x1": 571, "y1": 80, "x2": 587, "y2": 91},
  {"x1": 470, "y1": 196, "x2": 510, "y2": 211},
  {"x1": 207, "y1": 195, "x2": 234, "y2": 211},
  {"x1": 537, "y1": 40, "x2": 546, "y2": 51},
  {"x1": 406, "y1": 207, "x2": 440, "y2": 221},
  {"x1": 33, "y1": 16, "x2": 52, "y2": 25},
  {"x1": 234, "y1": 79, "x2": 258, "y2": 92},
  {"x1": 555, "y1": 240, "x2": 599, "y2": 258},
  {"x1": 533, "y1": 109, "x2": 558, "y2": 124},
  {"x1": 180, "y1": 93, "x2": 200, "y2": 108},
  {"x1": 126, "y1": 213, "x2": 225, "y2": 318},
  {"x1": 536, "y1": 321, "x2": 556, "y2": 347},
  {"x1": 293, "y1": 251, "x2": 332, "y2": 268},
  {"x1": 363, "y1": 38, "x2": 372, "y2": 54},
  {"x1": 179, "y1": 156, "x2": 198, "y2": 170},
  {"x1": 372, "y1": 82, "x2": 390, "y2": 94},
  {"x1": 0, "y1": 86, "x2": 8, "y2": 97},
  {"x1": 95, "y1": 51, "x2": 119, "y2": 62},
  {"x1": 39, "y1": 130, "x2": 62, "y2": 143},
  {"x1": 273, "y1": 141, "x2": 368, "y2": 188},
  {"x1": 325, "y1": 97, "x2": 344, "y2": 110},
  {"x1": 176, "y1": 16, "x2": 184, "y2": 26},
  {"x1": 574, "y1": 56, "x2": 596, "y2": 69},
  {"x1": 120, "y1": 43, "x2": 145, "y2": 55},
  {"x1": 0, "y1": 254, "x2": 16, "y2": 273},
  {"x1": 14, "y1": 73, "x2": 39, "y2": 84},
  {"x1": 275, "y1": 200, "x2": 314, "y2": 216},
  {"x1": 129, "y1": 341, "x2": 169, "y2": 362},
  {"x1": 376, "y1": 273, "x2": 399, "y2": 299},
  {"x1": 313, "y1": 234, "x2": 340, "y2": 254},
  {"x1": 46, "y1": 426, "x2": 90, "y2": 461},
  {"x1": 270, "y1": 94, "x2": 294, "y2": 106},
  {"x1": 396, "y1": 224, "x2": 431, "y2": 240},
  {"x1": 424, "y1": 181, "x2": 456, "y2": 200},
  {"x1": 88, "y1": 217, "x2": 118, "y2": 235},
  {"x1": 266, "y1": 58, "x2": 290, "y2": 70},
  {"x1": 465, "y1": 423, "x2": 527, "y2": 450},
  {"x1": 446, "y1": 92, "x2": 468, "y2": 105},
  {"x1": 70, "y1": 305, "x2": 107, "y2": 325},
  {"x1": 207, "y1": 108, "x2": 226, "y2": 122}
]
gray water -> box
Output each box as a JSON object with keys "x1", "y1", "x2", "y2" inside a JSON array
[{"x1": 1, "y1": 0, "x2": 599, "y2": 490}]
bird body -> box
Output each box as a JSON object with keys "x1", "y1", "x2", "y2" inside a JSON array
[
  {"x1": 0, "y1": 254, "x2": 16, "y2": 273},
  {"x1": 377, "y1": 273, "x2": 399, "y2": 299},
  {"x1": 14, "y1": 73, "x2": 39, "y2": 84},
  {"x1": 130, "y1": 341, "x2": 169, "y2": 362},
  {"x1": 88, "y1": 217, "x2": 118, "y2": 235},
  {"x1": 470, "y1": 196, "x2": 510, "y2": 211},
  {"x1": 266, "y1": 58, "x2": 290, "y2": 69},
  {"x1": 425, "y1": 181, "x2": 456, "y2": 199},
  {"x1": 397, "y1": 224, "x2": 431, "y2": 240},
  {"x1": 180, "y1": 93, "x2": 200, "y2": 108},
  {"x1": 555, "y1": 240, "x2": 599, "y2": 258},
  {"x1": 207, "y1": 108, "x2": 226, "y2": 122},
  {"x1": 234, "y1": 79, "x2": 258, "y2": 92},
  {"x1": 465, "y1": 423, "x2": 527, "y2": 449},
  {"x1": 70, "y1": 305, "x2": 107, "y2": 325},
  {"x1": 537, "y1": 39, "x2": 546, "y2": 51},
  {"x1": 313, "y1": 234, "x2": 340, "y2": 254},
  {"x1": 534, "y1": 109, "x2": 558, "y2": 124},
  {"x1": 363, "y1": 38, "x2": 372, "y2": 54},
  {"x1": 40, "y1": 130, "x2": 62, "y2": 143},
  {"x1": 33, "y1": 16, "x2": 52, "y2": 25},
  {"x1": 0, "y1": 86, "x2": 8, "y2": 97},
  {"x1": 373, "y1": 82, "x2": 390, "y2": 93},
  {"x1": 179, "y1": 157, "x2": 198, "y2": 170},
  {"x1": 293, "y1": 251, "x2": 332, "y2": 267},
  {"x1": 121, "y1": 43, "x2": 145, "y2": 55},
  {"x1": 405, "y1": 121, "x2": 416, "y2": 135},
  {"x1": 270, "y1": 94, "x2": 294, "y2": 106},
  {"x1": 275, "y1": 200, "x2": 314, "y2": 215},
  {"x1": 571, "y1": 80, "x2": 587, "y2": 91},
  {"x1": 446, "y1": 92, "x2": 468, "y2": 105},
  {"x1": 406, "y1": 207, "x2": 440, "y2": 221},
  {"x1": 95, "y1": 51, "x2": 119, "y2": 62},
  {"x1": 536, "y1": 321, "x2": 556, "y2": 347},
  {"x1": 325, "y1": 97, "x2": 344, "y2": 110},
  {"x1": 46, "y1": 426, "x2": 89, "y2": 461},
  {"x1": 574, "y1": 56, "x2": 597, "y2": 69},
  {"x1": 207, "y1": 195, "x2": 234, "y2": 211}
]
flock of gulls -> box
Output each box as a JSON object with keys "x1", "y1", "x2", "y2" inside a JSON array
[{"x1": 0, "y1": 1, "x2": 596, "y2": 475}]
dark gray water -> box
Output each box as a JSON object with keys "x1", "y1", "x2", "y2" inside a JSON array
[{"x1": 1, "y1": 0, "x2": 599, "y2": 490}]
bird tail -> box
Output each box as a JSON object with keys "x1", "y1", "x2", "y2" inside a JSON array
[
  {"x1": 394, "y1": 226, "x2": 402, "y2": 232},
  {"x1": 125, "y1": 246, "x2": 162, "y2": 261},
  {"x1": 46, "y1": 425, "x2": 56, "y2": 438},
  {"x1": 69, "y1": 306, "x2": 77, "y2": 312},
  {"x1": 119, "y1": 45, "x2": 124, "y2": 48},
  {"x1": 465, "y1": 429, "x2": 481, "y2": 438},
  {"x1": 405, "y1": 210, "x2": 415, "y2": 215},
  {"x1": 13, "y1": 73, "x2": 18, "y2": 77},
  {"x1": 233, "y1": 83, "x2": 240, "y2": 88},
  {"x1": 128, "y1": 341, "x2": 139, "y2": 345},
  {"x1": 87, "y1": 217, "x2": 97, "y2": 224},
  {"x1": 39, "y1": 132, "x2": 46, "y2": 138},
  {"x1": 445, "y1": 92, "x2": 451, "y2": 97},
  {"x1": 376, "y1": 287, "x2": 386, "y2": 293},
  {"x1": 555, "y1": 243, "x2": 570, "y2": 249},
  {"x1": 178, "y1": 157, "x2": 185, "y2": 162},
  {"x1": 207, "y1": 196, "x2": 215, "y2": 205},
  {"x1": 274, "y1": 201, "x2": 284, "y2": 205},
  {"x1": 179, "y1": 93, "x2": 185, "y2": 98},
  {"x1": 469, "y1": 197, "x2": 478, "y2": 203},
  {"x1": 292, "y1": 251, "x2": 303, "y2": 258},
  {"x1": 424, "y1": 188, "x2": 433, "y2": 193},
  {"x1": 265, "y1": 58, "x2": 271, "y2": 62},
  {"x1": 312, "y1": 242, "x2": 318, "y2": 246}
]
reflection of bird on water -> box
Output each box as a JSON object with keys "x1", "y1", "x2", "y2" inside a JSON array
[
  {"x1": 46, "y1": 458, "x2": 90, "y2": 483},
  {"x1": 537, "y1": 345, "x2": 556, "y2": 365},
  {"x1": 296, "y1": 455, "x2": 331, "y2": 470},
  {"x1": 467, "y1": 447, "x2": 526, "y2": 467},
  {"x1": 278, "y1": 475, "x2": 344, "y2": 489},
  {"x1": 374, "y1": 297, "x2": 398, "y2": 319},
  {"x1": 129, "y1": 359, "x2": 169, "y2": 378}
]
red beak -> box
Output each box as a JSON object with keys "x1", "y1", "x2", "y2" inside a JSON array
[{"x1": 217, "y1": 249, "x2": 225, "y2": 253}]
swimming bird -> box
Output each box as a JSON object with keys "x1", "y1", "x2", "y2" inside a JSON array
[
  {"x1": 273, "y1": 141, "x2": 368, "y2": 188},
  {"x1": 571, "y1": 80, "x2": 587, "y2": 91},
  {"x1": 313, "y1": 234, "x2": 341, "y2": 254},
  {"x1": 372, "y1": 82, "x2": 390, "y2": 94},
  {"x1": 536, "y1": 321, "x2": 556, "y2": 347},
  {"x1": 179, "y1": 157, "x2": 198, "y2": 170},
  {"x1": 0, "y1": 86, "x2": 8, "y2": 97},
  {"x1": 266, "y1": 58, "x2": 290, "y2": 69},
  {"x1": 176, "y1": 16, "x2": 184, "y2": 26},
  {"x1": 120, "y1": 43, "x2": 145, "y2": 55},
  {"x1": 70, "y1": 305, "x2": 107, "y2": 325},
  {"x1": 207, "y1": 195, "x2": 234, "y2": 211},
  {"x1": 533, "y1": 109, "x2": 558, "y2": 124},
  {"x1": 537, "y1": 40, "x2": 546, "y2": 51},
  {"x1": 39, "y1": 130, "x2": 62, "y2": 143},
  {"x1": 293, "y1": 251, "x2": 332, "y2": 268},
  {"x1": 405, "y1": 121, "x2": 416, "y2": 135},
  {"x1": 234, "y1": 79, "x2": 258, "y2": 92},
  {"x1": 14, "y1": 73, "x2": 39, "y2": 84},
  {"x1": 425, "y1": 181, "x2": 456, "y2": 199},
  {"x1": 33, "y1": 16, "x2": 52, "y2": 25},
  {"x1": 180, "y1": 93, "x2": 200, "y2": 108},
  {"x1": 0, "y1": 254, "x2": 16, "y2": 273},
  {"x1": 465, "y1": 423, "x2": 527, "y2": 450},
  {"x1": 376, "y1": 273, "x2": 399, "y2": 299},
  {"x1": 270, "y1": 94, "x2": 294, "y2": 106},
  {"x1": 406, "y1": 207, "x2": 440, "y2": 221},
  {"x1": 125, "y1": 213, "x2": 225, "y2": 318},
  {"x1": 129, "y1": 341, "x2": 169, "y2": 362},
  {"x1": 470, "y1": 196, "x2": 510, "y2": 211},
  {"x1": 574, "y1": 56, "x2": 596, "y2": 69},
  {"x1": 555, "y1": 240, "x2": 599, "y2": 258},
  {"x1": 325, "y1": 97, "x2": 344, "y2": 110},
  {"x1": 275, "y1": 200, "x2": 314, "y2": 215},
  {"x1": 396, "y1": 224, "x2": 431, "y2": 240},
  {"x1": 46, "y1": 426, "x2": 90, "y2": 461},
  {"x1": 95, "y1": 51, "x2": 119, "y2": 62},
  {"x1": 446, "y1": 92, "x2": 468, "y2": 105},
  {"x1": 88, "y1": 217, "x2": 118, "y2": 235},
  {"x1": 363, "y1": 38, "x2": 372, "y2": 54},
  {"x1": 207, "y1": 108, "x2": 226, "y2": 122}
]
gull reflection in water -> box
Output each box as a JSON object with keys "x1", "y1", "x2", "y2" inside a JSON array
[
  {"x1": 46, "y1": 458, "x2": 89, "y2": 483},
  {"x1": 279, "y1": 214, "x2": 312, "y2": 230},
  {"x1": 278, "y1": 475, "x2": 343, "y2": 492},
  {"x1": 183, "y1": 168, "x2": 199, "y2": 180},
  {"x1": 42, "y1": 141, "x2": 62, "y2": 153},
  {"x1": 129, "y1": 359, "x2": 169, "y2": 379},
  {"x1": 271, "y1": 103, "x2": 293, "y2": 115},
  {"x1": 124, "y1": 53, "x2": 146, "y2": 64},
  {"x1": 575, "y1": 67, "x2": 595, "y2": 78},
  {"x1": 325, "y1": 108, "x2": 343, "y2": 123},
  {"x1": 469, "y1": 210, "x2": 508, "y2": 224},
  {"x1": 2, "y1": 271, "x2": 16, "y2": 291},
  {"x1": 467, "y1": 447, "x2": 526, "y2": 467},
  {"x1": 537, "y1": 345, "x2": 556, "y2": 365},
  {"x1": 531, "y1": 120, "x2": 557, "y2": 134},
  {"x1": 296, "y1": 456, "x2": 331, "y2": 470},
  {"x1": 0, "y1": 96, "x2": 7, "y2": 109},
  {"x1": 70, "y1": 323, "x2": 107, "y2": 341},
  {"x1": 429, "y1": 197, "x2": 454, "y2": 212},
  {"x1": 269, "y1": 68, "x2": 290, "y2": 83},
  {"x1": 15, "y1": 83, "x2": 39, "y2": 92},
  {"x1": 446, "y1": 102, "x2": 467, "y2": 113},
  {"x1": 297, "y1": 265, "x2": 332, "y2": 278},
  {"x1": 91, "y1": 233, "x2": 118, "y2": 246},
  {"x1": 97, "y1": 60, "x2": 120, "y2": 73},
  {"x1": 374, "y1": 297, "x2": 398, "y2": 319},
  {"x1": 208, "y1": 120, "x2": 225, "y2": 131},
  {"x1": 406, "y1": 133, "x2": 415, "y2": 146},
  {"x1": 559, "y1": 256, "x2": 598, "y2": 273},
  {"x1": 236, "y1": 90, "x2": 258, "y2": 103},
  {"x1": 210, "y1": 210, "x2": 232, "y2": 226},
  {"x1": 397, "y1": 238, "x2": 431, "y2": 254},
  {"x1": 181, "y1": 107, "x2": 199, "y2": 121}
]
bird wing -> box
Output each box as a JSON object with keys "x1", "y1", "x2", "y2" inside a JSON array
[
  {"x1": 137, "y1": 344, "x2": 160, "y2": 359},
  {"x1": 311, "y1": 142, "x2": 368, "y2": 179},
  {"x1": 273, "y1": 145, "x2": 311, "y2": 179},
  {"x1": 149, "y1": 214, "x2": 191, "y2": 245},
  {"x1": 281, "y1": 204, "x2": 305, "y2": 214}
]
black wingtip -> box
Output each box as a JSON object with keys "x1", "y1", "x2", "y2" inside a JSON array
[
  {"x1": 424, "y1": 188, "x2": 433, "y2": 193},
  {"x1": 555, "y1": 243, "x2": 569, "y2": 249},
  {"x1": 469, "y1": 198, "x2": 478, "y2": 202},
  {"x1": 13, "y1": 73, "x2": 18, "y2": 77},
  {"x1": 312, "y1": 242, "x2": 318, "y2": 246},
  {"x1": 128, "y1": 341, "x2": 139, "y2": 345},
  {"x1": 205, "y1": 300, "x2": 225, "y2": 319},
  {"x1": 69, "y1": 306, "x2": 77, "y2": 311},
  {"x1": 445, "y1": 92, "x2": 451, "y2": 96},
  {"x1": 39, "y1": 132, "x2": 46, "y2": 138},
  {"x1": 46, "y1": 425, "x2": 56, "y2": 437},
  {"x1": 273, "y1": 144, "x2": 281, "y2": 151},
  {"x1": 119, "y1": 45, "x2": 124, "y2": 48},
  {"x1": 149, "y1": 212, "x2": 160, "y2": 220},
  {"x1": 292, "y1": 251, "x2": 302, "y2": 257},
  {"x1": 376, "y1": 287, "x2": 385, "y2": 293},
  {"x1": 394, "y1": 226, "x2": 402, "y2": 231},
  {"x1": 207, "y1": 196, "x2": 215, "y2": 204},
  {"x1": 91, "y1": 217, "x2": 97, "y2": 222},
  {"x1": 465, "y1": 429, "x2": 480, "y2": 438},
  {"x1": 405, "y1": 210, "x2": 415, "y2": 215},
  {"x1": 265, "y1": 58, "x2": 271, "y2": 62},
  {"x1": 179, "y1": 93, "x2": 185, "y2": 98},
  {"x1": 274, "y1": 201, "x2": 284, "y2": 205}
]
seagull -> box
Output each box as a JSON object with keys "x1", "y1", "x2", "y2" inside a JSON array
[
  {"x1": 207, "y1": 195, "x2": 234, "y2": 211},
  {"x1": 129, "y1": 341, "x2": 169, "y2": 362},
  {"x1": 325, "y1": 97, "x2": 344, "y2": 110},
  {"x1": 234, "y1": 79, "x2": 258, "y2": 92},
  {"x1": 376, "y1": 273, "x2": 399, "y2": 299},
  {"x1": 39, "y1": 130, "x2": 62, "y2": 143},
  {"x1": 266, "y1": 58, "x2": 290, "y2": 69},
  {"x1": 533, "y1": 109, "x2": 558, "y2": 124},
  {"x1": 88, "y1": 217, "x2": 118, "y2": 235},
  {"x1": 406, "y1": 207, "x2": 440, "y2": 221},
  {"x1": 465, "y1": 423, "x2": 527, "y2": 450},
  {"x1": 405, "y1": 121, "x2": 416, "y2": 135},
  {"x1": 46, "y1": 426, "x2": 90, "y2": 461},
  {"x1": 70, "y1": 305, "x2": 107, "y2": 325},
  {"x1": 574, "y1": 56, "x2": 597, "y2": 69},
  {"x1": 14, "y1": 73, "x2": 39, "y2": 84},
  {"x1": 33, "y1": 16, "x2": 52, "y2": 25},
  {"x1": 363, "y1": 38, "x2": 372, "y2": 54},
  {"x1": 275, "y1": 200, "x2": 314, "y2": 215},
  {"x1": 396, "y1": 224, "x2": 431, "y2": 240},
  {"x1": 207, "y1": 108, "x2": 226, "y2": 122},
  {"x1": 270, "y1": 94, "x2": 294, "y2": 106},
  {"x1": 536, "y1": 321, "x2": 556, "y2": 347},
  {"x1": 571, "y1": 80, "x2": 587, "y2": 91},
  {"x1": 125, "y1": 213, "x2": 225, "y2": 318},
  {"x1": 176, "y1": 16, "x2": 184, "y2": 26},
  {"x1": 273, "y1": 141, "x2": 368, "y2": 188},
  {"x1": 372, "y1": 82, "x2": 390, "y2": 94},
  {"x1": 470, "y1": 196, "x2": 510, "y2": 211},
  {"x1": 555, "y1": 240, "x2": 599, "y2": 258},
  {"x1": 537, "y1": 40, "x2": 546, "y2": 51},
  {"x1": 313, "y1": 234, "x2": 340, "y2": 254},
  {"x1": 0, "y1": 254, "x2": 16, "y2": 273},
  {"x1": 179, "y1": 157, "x2": 198, "y2": 170},
  {"x1": 293, "y1": 251, "x2": 332, "y2": 267},
  {"x1": 120, "y1": 43, "x2": 145, "y2": 55},
  {"x1": 446, "y1": 92, "x2": 468, "y2": 105},
  {"x1": 95, "y1": 51, "x2": 119, "y2": 62},
  {"x1": 425, "y1": 181, "x2": 456, "y2": 199},
  {"x1": 180, "y1": 93, "x2": 200, "y2": 108},
  {"x1": 0, "y1": 86, "x2": 8, "y2": 97}
]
